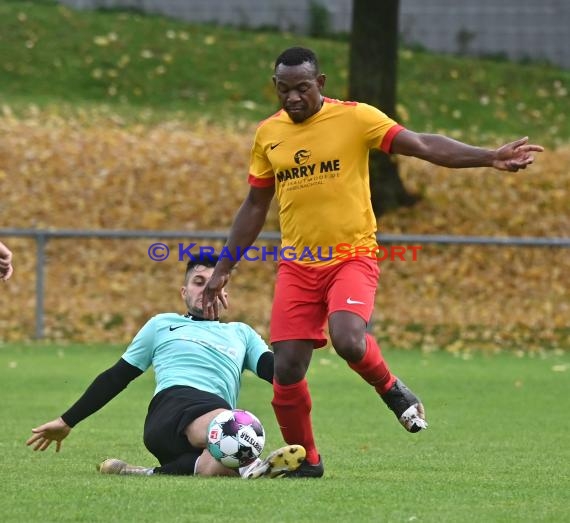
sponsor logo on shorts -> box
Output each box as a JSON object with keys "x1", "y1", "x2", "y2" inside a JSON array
[{"x1": 346, "y1": 298, "x2": 365, "y2": 305}]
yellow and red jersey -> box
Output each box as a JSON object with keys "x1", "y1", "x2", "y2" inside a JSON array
[{"x1": 248, "y1": 97, "x2": 404, "y2": 266}]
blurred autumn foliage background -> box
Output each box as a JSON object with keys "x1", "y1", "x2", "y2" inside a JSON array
[{"x1": 1, "y1": 2, "x2": 569, "y2": 351}]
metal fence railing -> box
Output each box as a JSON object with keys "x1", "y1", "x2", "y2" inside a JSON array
[{"x1": 1, "y1": 227, "x2": 569, "y2": 339}]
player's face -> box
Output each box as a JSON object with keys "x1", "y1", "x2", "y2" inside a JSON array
[
  {"x1": 273, "y1": 63, "x2": 326, "y2": 123},
  {"x1": 181, "y1": 265, "x2": 227, "y2": 317}
]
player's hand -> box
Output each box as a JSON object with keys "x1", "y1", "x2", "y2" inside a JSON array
[
  {"x1": 0, "y1": 241, "x2": 14, "y2": 281},
  {"x1": 26, "y1": 417, "x2": 71, "y2": 452},
  {"x1": 202, "y1": 271, "x2": 231, "y2": 319},
  {"x1": 492, "y1": 137, "x2": 544, "y2": 172},
  {"x1": 0, "y1": 264, "x2": 14, "y2": 281}
]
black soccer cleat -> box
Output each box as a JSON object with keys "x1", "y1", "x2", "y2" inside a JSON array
[
  {"x1": 380, "y1": 378, "x2": 428, "y2": 433},
  {"x1": 282, "y1": 456, "x2": 324, "y2": 478}
]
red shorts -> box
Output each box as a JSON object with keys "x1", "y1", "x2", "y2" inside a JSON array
[{"x1": 270, "y1": 257, "x2": 380, "y2": 348}]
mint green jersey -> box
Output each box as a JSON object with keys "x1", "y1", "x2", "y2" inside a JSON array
[{"x1": 122, "y1": 313, "x2": 270, "y2": 408}]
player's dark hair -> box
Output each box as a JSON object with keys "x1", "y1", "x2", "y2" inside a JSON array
[
  {"x1": 274, "y1": 47, "x2": 320, "y2": 74},
  {"x1": 184, "y1": 253, "x2": 219, "y2": 281}
]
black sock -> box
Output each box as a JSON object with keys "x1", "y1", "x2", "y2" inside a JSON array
[{"x1": 153, "y1": 453, "x2": 199, "y2": 475}]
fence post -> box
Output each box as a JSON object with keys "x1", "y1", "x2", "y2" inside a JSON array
[{"x1": 35, "y1": 233, "x2": 46, "y2": 339}]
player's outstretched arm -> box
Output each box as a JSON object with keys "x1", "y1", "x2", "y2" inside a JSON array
[
  {"x1": 26, "y1": 417, "x2": 71, "y2": 452},
  {"x1": 203, "y1": 185, "x2": 275, "y2": 319},
  {"x1": 26, "y1": 359, "x2": 143, "y2": 453},
  {"x1": 391, "y1": 130, "x2": 543, "y2": 172}
]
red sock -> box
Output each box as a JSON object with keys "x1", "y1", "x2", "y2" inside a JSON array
[
  {"x1": 272, "y1": 379, "x2": 319, "y2": 465},
  {"x1": 348, "y1": 334, "x2": 396, "y2": 395}
]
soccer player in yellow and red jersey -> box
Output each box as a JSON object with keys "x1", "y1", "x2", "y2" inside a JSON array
[{"x1": 203, "y1": 47, "x2": 543, "y2": 478}]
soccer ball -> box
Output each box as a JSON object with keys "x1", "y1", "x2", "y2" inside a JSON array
[{"x1": 207, "y1": 409, "x2": 265, "y2": 469}]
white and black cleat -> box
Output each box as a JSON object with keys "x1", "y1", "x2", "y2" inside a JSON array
[{"x1": 381, "y1": 378, "x2": 428, "y2": 433}]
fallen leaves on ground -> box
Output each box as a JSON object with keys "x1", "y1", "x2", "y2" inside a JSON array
[{"x1": 0, "y1": 108, "x2": 568, "y2": 351}]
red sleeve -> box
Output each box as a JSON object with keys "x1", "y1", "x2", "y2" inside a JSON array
[
  {"x1": 379, "y1": 124, "x2": 405, "y2": 153},
  {"x1": 248, "y1": 174, "x2": 275, "y2": 187}
]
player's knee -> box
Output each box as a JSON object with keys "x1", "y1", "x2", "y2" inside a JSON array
[
  {"x1": 330, "y1": 330, "x2": 365, "y2": 361},
  {"x1": 274, "y1": 359, "x2": 308, "y2": 384},
  {"x1": 273, "y1": 343, "x2": 312, "y2": 384},
  {"x1": 197, "y1": 452, "x2": 237, "y2": 477}
]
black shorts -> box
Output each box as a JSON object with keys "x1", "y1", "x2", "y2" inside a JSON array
[{"x1": 143, "y1": 385, "x2": 231, "y2": 465}]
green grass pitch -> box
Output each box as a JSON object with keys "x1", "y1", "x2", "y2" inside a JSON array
[{"x1": 2, "y1": 343, "x2": 568, "y2": 522}]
